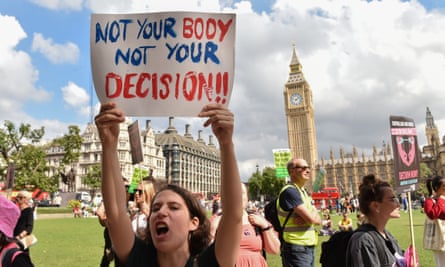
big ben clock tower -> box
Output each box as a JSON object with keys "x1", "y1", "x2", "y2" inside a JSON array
[{"x1": 284, "y1": 45, "x2": 318, "y2": 183}]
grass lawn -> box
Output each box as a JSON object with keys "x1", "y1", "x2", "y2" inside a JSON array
[
  {"x1": 266, "y1": 210, "x2": 434, "y2": 267},
  {"x1": 31, "y1": 209, "x2": 433, "y2": 267}
]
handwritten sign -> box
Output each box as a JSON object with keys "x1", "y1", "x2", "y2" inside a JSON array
[
  {"x1": 90, "y1": 12, "x2": 236, "y2": 116},
  {"x1": 273, "y1": 148, "x2": 292, "y2": 178}
]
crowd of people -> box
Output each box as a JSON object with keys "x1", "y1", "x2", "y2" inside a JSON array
[
  {"x1": 2, "y1": 101, "x2": 443, "y2": 267},
  {"x1": 0, "y1": 191, "x2": 35, "y2": 266},
  {"x1": 93, "y1": 102, "x2": 445, "y2": 267}
]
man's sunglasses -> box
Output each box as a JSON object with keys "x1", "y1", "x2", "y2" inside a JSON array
[{"x1": 293, "y1": 165, "x2": 311, "y2": 171}]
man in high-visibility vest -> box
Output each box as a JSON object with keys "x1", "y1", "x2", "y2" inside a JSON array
[{"x1": 278, "y1": 158, "x2": 321, "y2": 267}]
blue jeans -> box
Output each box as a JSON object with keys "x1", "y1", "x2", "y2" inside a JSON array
[{"x1": 281, "y1": 242, "x2": 315, "y2": 267}]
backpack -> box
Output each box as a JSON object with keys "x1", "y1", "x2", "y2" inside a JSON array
[
  {"x1": 1, "y1": 247, "x2": 33, "y2": 267},
  {"x1": 264, "y1": 184, "x2": 294, "y2": 240},
  {"x1": 319, "y1": 224, "x2": 386, "y2": 267}
]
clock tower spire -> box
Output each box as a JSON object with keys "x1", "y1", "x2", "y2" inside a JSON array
[{"x1": 283, "y1": 45, "x2": 318, "y2": 185}]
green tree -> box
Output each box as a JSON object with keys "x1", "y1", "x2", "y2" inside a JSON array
[
  {"x1": 0, "y1": 120, "x2": 45, "y2": 189},
  {"x1": 247, "y1": 166, "x2": 286, "y2": 201},
  {"x1": 417, "y1": 162, "x2": 434, "y2": 197},
  {"x1": 13, "y1": 145, "x2": 57, "y2": 192},
  {"x1": 52, "y1": 125, "x2": 82, "y2": 191},
  {"x1": 52, "y1": 125, "x2": 82, "y2": 166},
  {"x1": 83, "y1": 164, "x2": 102, "y2": 192}
]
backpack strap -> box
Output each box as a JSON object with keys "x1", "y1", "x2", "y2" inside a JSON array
[{"x1": 277, "y1": 184, "x2": 296, "y2": 241}]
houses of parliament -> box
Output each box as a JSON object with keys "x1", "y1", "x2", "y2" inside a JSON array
[
  {"x1": 284, "y1": 46, "x2": 445, "y2": 195},
  {"x1": 45, "y1": 46, "x2": 445, "y2": 198}
]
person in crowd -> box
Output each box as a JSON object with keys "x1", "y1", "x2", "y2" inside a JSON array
[
  {"x1": 14, "y1": 191, "x2": 34, "y2": 251},
  {"x1": 73, "y1": 204, "x2": 82, "y2": 218},
  {"x1": 278, "y1": 158, "x2": 321, "y2": 267},
  {"x1": 210, "y1": 183, "x2": 280, "y2": 266},
  {"x1": 338, "y1": 212, "x2": 353, "y2": 231},
  {"x1": 424, "y1": 175, "x2": 445, "y2": 266},
  {"x1": 319, "y1": 213, "x2": 335, "y2": 236},
  {"x1": 346, "y1": 174, "x2": 404, "y2": 267},
  {"x1": 0, "y1": 195, "x2": 34, "y2": 266},
  {"x1": 97, "y1": 202, "x2": 116, "y2": 267},
  {"x1": 419, "y1": 193, "x2": 426, "y2": 213},
  {"x1": 131, "y1": 180, "x2": 156, "y2": 239},
  {"x1": 95, "y1": 102, "x2": 242, "y2": 267},
  {"x1": 356, "y1": 211, "x2": 366, "y2": 227}
]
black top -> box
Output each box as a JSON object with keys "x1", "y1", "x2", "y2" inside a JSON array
[
  {"x1": 123, "y1": 238, "x2": 219, "y2": 267},
  {"x1": 13, "y1": 207, "x2": 34, "y2": 237},
  {"x1": 346, "y1": 224, "x2": 403, "y2": 267}
]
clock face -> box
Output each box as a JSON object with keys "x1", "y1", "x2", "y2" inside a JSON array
[{"x1": 290, "y1": 93, "x2": 303, "y2": 106}]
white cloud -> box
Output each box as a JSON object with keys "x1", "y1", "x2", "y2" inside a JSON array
[
  {"x1": 61, "y1": 81, "x2": 90, "y2": 116},
  {"x1": 29, "y1": 0, "x2": 83, "y2": 11},
  {"x1": 31, "y1": 33, "x2": 80, "y2": 64},
  {"x1": 4, "y1": 0, "x2": 445, "y2": 181},
  {"x1": 79, "y1": 0, "x2": 445, "y2": 179},
  {"x1": 0, "y1": 14, "x2": 51, "y2": 123},
  {"x1": 85, "y1": 0, "x2": 224, "y2": 13}
]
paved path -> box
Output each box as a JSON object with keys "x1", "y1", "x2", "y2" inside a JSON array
[{"x1": 36, "y1": 213, "x2": 97, "y2": 219}]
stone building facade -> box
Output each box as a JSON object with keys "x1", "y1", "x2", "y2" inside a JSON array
[
  {"x1": 283, "y1": 46, "x2": 443, "y2": 195},
  {"x1": 46, "y1": 117, "x2": 220, "y2": 198}
]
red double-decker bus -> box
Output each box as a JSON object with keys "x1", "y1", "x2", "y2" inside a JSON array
[{"x1": 311, "y1": 187, "x2": 340, "y2": 210}]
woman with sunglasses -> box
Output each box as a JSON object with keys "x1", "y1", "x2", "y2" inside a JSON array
[
  {"x1": 131, "y1": 180, "x2": 156, "y2": 239},
  {"x1": 346, "y1": 174, "x2": 404, "y2": 267},
  {"x1": 95, "y1": 102, "x2": 242, "y2": 267},
  {"x1": 13, "y1": 191, "x2": 34, "y2": 251}
]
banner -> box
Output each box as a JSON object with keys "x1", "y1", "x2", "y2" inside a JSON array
[
  {"x1": 130, "y1": 167, "x2": 150, "y2": 193},
  {"x1": 389, "y1": 115, "x2": 420, "y2": 193},
  {"x1": 312, "y1": 167, "x2": 326, "y2": 192},
  {"x1": 273, "y1": 149, "x2": 292, "y2": 178},
  {"x1": 128, "y1": 120, "x2": 143, "y2": 164},
  {"x1": 90, "y1": 12, "x2": 236, "y2": 116}
]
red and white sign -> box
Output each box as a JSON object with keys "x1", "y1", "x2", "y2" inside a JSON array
[{"x1": 90, "y1": 11, "x2": 236, "y2": 117}]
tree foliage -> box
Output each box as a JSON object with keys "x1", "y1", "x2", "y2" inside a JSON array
[
  {"x1": 0, "y1": 121, "x2": 48, "y2": 190},
  {"x1": 0, "y1": 120, "x2": 44, "y2": 164},
  {"x1": 247, "y1": 166, "x2": 286, "y2": 201},
  {"x1": 83, "y1": 164, "x2": 102, "y2": 190},
  {"x1": 416, "y1": 162, "x2": 434, "y2": 197},
  {"x1": 52, "y1": 125, "x2": 82, "y2": 167}
]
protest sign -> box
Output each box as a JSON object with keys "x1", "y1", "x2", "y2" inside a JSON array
[
  {"x1": 273, "y1": 148, "x2": 292, "y2": 178},
  {"x1": 389, "y1": 115, "x2": 420, "y2": 193},
  {"x1": 90, "y1": 11, "x2": 236, "y2": 116}
]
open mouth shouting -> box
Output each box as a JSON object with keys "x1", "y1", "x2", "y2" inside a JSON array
[{"x1": 155, "y1": 222, "x2": 169, "y2": 237}]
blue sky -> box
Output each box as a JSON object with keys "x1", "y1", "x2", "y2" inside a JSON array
[{"x1": 1, "y1": 0, "x2": 445, "y2": 179}]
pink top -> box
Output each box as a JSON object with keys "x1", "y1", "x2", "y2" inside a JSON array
[
  {"x1": 236, "y1": 223, "x2": 268, "y2": 267},
  {"x1": 424, "y1": 197, "x2": 445, "y2": 220}
]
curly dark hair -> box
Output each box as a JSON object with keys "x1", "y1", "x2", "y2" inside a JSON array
[
  {"x1": 145, "y1": 184, "x2": 210, "y2": 256},
  {"x1": 358, "y1": 174, "x2": 391, "y2": 215}
]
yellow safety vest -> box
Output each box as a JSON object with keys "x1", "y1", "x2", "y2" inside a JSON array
[{"x1": 277, "y1": 183, "x2": 318, "y2": 246}]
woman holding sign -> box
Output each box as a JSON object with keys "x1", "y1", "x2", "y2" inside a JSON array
[{"x1": 95, "y1": 102, "x2": 242, "y2": 267}]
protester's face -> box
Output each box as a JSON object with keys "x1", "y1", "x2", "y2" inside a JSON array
[
  {"x1": 135, "y1": 184, "x2": 144, "y2": 204},
  {"x1": 149, "y1": 190, "x2": 198, "y2": 253},
  {"x1": 290, "y1": 159, "x2": 311, "y2": 182},
  {"x1": 16, "y1": 195, "x2": 26, "y2": 205},
  {"x1": 436, "y1": 179, "x2": 445, "y2": 197},
  {"x1": 379, "y1": 187, "x2": 400, "y2": 219}
]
